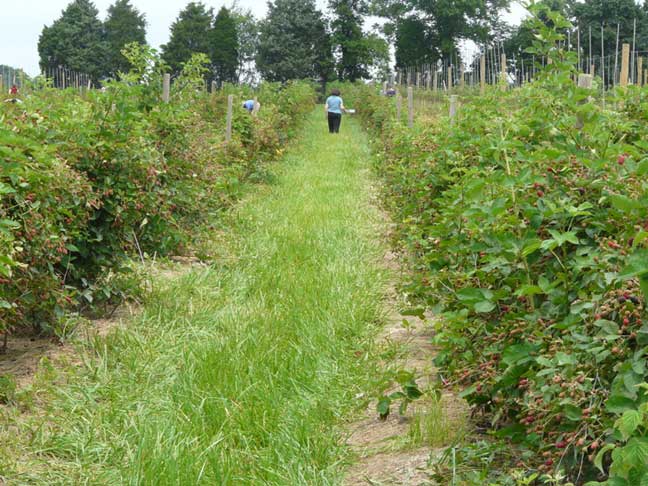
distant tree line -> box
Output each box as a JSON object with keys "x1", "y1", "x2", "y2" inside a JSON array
[
  {"x1": 367, "y1": 0, "x2": 648, "y2": 72},
  {"x1": 34, "y1": 0, "x2": 648, "y2": 85},
  {"x1": 505, "y1": 0, "x2": 648, "y2": 63},
  {"x1": 37, "y1": 0, "x2": 392, "y2": 85}
]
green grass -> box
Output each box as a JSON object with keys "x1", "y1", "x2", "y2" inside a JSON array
[
  {"x1": 0, "y1": 110, "x2": 388, "y2": 485},
  {"x1": 407, "y1": 399, "x2": 469, "y2": 449}
]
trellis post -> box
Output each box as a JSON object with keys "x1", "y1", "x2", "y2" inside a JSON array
[{"x1": 162, "y1": 73, "x2": 171, "y2": 102}]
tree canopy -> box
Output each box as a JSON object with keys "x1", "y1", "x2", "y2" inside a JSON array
[
  {"x1": 104, "y1": 0, "x2": 147, "y2": 76},
  {"x1": 161, "y1": 2, "x2": 214, "y2": 75},
  {"x1": 210, "y1": 7, "x2": 239, "y2": 85},
  {"x1": 231, "y1": 8, "x2": 260, "y2": 85},
  {"x1": 257, "y1": 0, "x2": 334, "y2": 82},
  {"x1": 38, "y1": 0, "x2": 108, "y2": 81},
  {"x1": 329, "y1": 0, "x2": 389, "y2": 81},
  {"x1": 371, "y1": 0, "x2": 511, "y2": 61}
]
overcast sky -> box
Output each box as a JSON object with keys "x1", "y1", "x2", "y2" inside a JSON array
[{"x1": 0, "y1": 0, "x2": 527, "y2": 76}]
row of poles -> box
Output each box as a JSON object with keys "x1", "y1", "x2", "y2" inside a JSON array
[
  {"x1": 391, "y1": 44, "x2": 646, "y2": 94},
  {"x1": 41, "y1": 67, "x2": 93, "y2": 90},
  {"x1": 161, "y1": 74, "x2": 258, "y2": 143},
  {"x1": 391, "y1": 70, "x2": 596, "y2": 130},
  {"x1": 393, "y1": 20, "x2": 648, "y2": 93},
  {"x1": 0, "y1": 67, "x2": 93, "y2": 94},
  {"x1": 2, "y1": 69, "x2": 249, "y2": 144},
  {"x1": 389, "y1": 39, "x2": 642, "y2": 129}
]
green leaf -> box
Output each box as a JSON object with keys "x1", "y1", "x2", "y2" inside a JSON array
[
  {"x1": 641, "y1": 275, "x2": 648, "y2": 306},
  {"x1": 522, "y1": 240, "x2": 542, "y2": 257},
  {"x1": 458, "y1": 384, "x2": 477, "y2": 399},
  {"x1": 515, "y1": 284, "x2": 543, "y2": 297},
  {"x1": 474, "y1": 300, "x2": 496, "y2": 313},
  {"x1": 636, "y1": 159, "x2": 648, "y2": 176},
  {"x1": 377, "y1": 397, "x2": 390, "y2": 420},
  {"x1": 594, "y1": 443, "x2": 616, "y2": 474},
  {"x1": 633, "y1": 231, "x2": 648, "y2": 248},
  {"x1": 404, "y1": 382, "x2": 423, "y2": 400},
  {"x1": 619, "y1": 251, "x2": 648, "y2": 280},
  {"x1": 0, "y1": 182, "x2": 16, "y2": 195},
  {"x1": 606, "y1": 394, "x2": 637, "y2": 414},
  {"x1": 609, "y1": 194, "x2": 645, "y2": 211},
  {"x1": 615, "y1": 410, "x2": 644, "y2": 440},
  {"x1": 620, "y1": 437, "x2": 648, "y2": 468},
  {"x1": 555, "y1": 351, "x2": 576, "y2": 365},
  {"x1": 502, "y1": 342, "x2": 539, "y2": 366},
  {"x1": 0, "y1": 219, "x2": 20, "y2": 229},
  {"x1": 457, "y1": 287, "x2": 491, "y2": 303},
  {"x1": 563, "y1": 403, "x2": 583, "y2": 421}
]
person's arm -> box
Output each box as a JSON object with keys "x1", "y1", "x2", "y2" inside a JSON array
[{"x1": 340, "y1": 99, "x2": 346, "y2": 113}]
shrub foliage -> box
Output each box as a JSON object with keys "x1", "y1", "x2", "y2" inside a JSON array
[
  {"x1": 354, "y1": 9, "x2": 648, "y2": 484},
  {"x1": 0, "y1": 45, "x2": 315, "y2": 342}
]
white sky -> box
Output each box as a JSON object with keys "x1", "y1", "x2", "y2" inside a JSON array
[{"x1": 0, "y1": 0, "x2": 527, "y2": 76}]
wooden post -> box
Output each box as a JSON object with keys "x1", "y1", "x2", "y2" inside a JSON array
[
  {"x1": 637, "y1": 57, "x2": 643, "y2": 86},
  {"x1": 433, "y1": 70, "x2": 438, "y2": 94},
  {"x1": 576, "y1": 74, "x2": 593, "y2": 130},
  {"x1": 396, "y1": 92, "x2": 402, "y2": 121},
  {"x1": 416, "y1": 72, "x2": 421, "y2": 88},
  {"x1": 162, "y1": 73, "x2": 171, "y2": 102},
  {"x1": 407, "y1": 87, "x2": 414, "y2": 128},
  {"x1": 480, "y1": 55, "x2": 486, "y2": 95},
  {"x1": 211, "y1": 80, "x2": 217, "y2": 93},
  {"x1": 460, "y1": 64, "x2": 465, "y2": 90},
  {"x1": 449, "y1": 95, "x2": 458, "y2": 124},
  {"x1": 447, "y1": 66, "x2": 453, "y2": 90},
  {"x1": 0, "y1": 74, "x2": 3, "y2": 94},
  {"x1": 620, "y1": 43, "x2": 630, "y2": 87},
  {"x1": 383, "y1": 81, "x2": 388, "y2": 94},
  {"x1": 501, "y1": 53, "x2": 507, "y2": 90},
  {"x1": 590, "y1": 64, "x2": 595, "y2": 77},
  {"x1": 252, "y1": 96, "x2": 259, "y2": 117},
  {"x1": 226, "y1": 94, "x2": 233, "y2": 142}
]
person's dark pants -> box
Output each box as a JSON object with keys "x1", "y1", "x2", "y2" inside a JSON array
[{"x1": 328, "y1": 112, "x2": 342, "y2": 133}]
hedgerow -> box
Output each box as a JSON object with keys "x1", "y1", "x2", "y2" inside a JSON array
[
  {"x1": 354, "y1": 8, "x2": 648, "y2": 485},
  {"x1": 0, "y1": 45, "x2": 315, "y2": 345}
]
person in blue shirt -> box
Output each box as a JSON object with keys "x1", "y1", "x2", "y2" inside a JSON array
[
  {"x1": 242, "y1": 99, "x2": 260, "y2": 113},
  {"x1": 325, "y1": 89, "x2": 345, "y2": 134}
]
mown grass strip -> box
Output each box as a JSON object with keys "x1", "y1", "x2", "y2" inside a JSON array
[{"x1": 1, "y1": 110, "x2": 388, "y2": 485}]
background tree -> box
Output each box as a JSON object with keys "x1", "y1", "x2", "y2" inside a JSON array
[
  {"x1": 504, "y1": 0, "x2": 573, "y2": 61},
  {"x1": 0, "y1": 66, "x2": 29, "y2": 86},
  {"x1": 394, "y1": 16, "x2": 436, "y2": 68},
  {"x1": 329, "y1": 0, "x2": 389, "y2": 81},
  {"x1": 572, "y1": 0, "x2": 647, "y2": 65},
  {"x1": 162, "y1": 2, "x2": 214, "y2": 75},
  {"x1": 231, "y1": 8, "x2": 260, "y2": 84},
  {"x1": 38, "y1": 0, "x2": 107, "y2": 82},
  {"x1": 371, "y1": 0, "x2": 511, "y2": 63},
  {"x1": 210, "y1": 7, "x2": 239, "y2": 86},
  {"x1": 257, "y1": 0, "x2": 334, "y2": 82},
  {"x1": 104, "y1": 0, "x2": 147, "y2": 77}
]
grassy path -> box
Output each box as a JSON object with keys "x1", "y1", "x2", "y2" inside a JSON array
[{"x1": 2, "y1": 110, "x2": 389, "y2": 485}]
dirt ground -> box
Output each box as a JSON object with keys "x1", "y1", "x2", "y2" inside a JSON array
[
  {"x1": 342, "y1": 229, "x2": 469, "y2": 486},
  {"x1": 0, "y1": 258, "x2": 205, "y2": 393}
]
